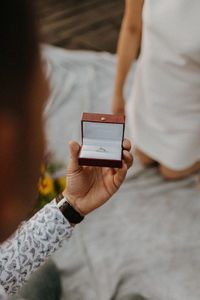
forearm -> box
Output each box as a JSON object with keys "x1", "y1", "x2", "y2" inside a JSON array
[
  {"x1": 114, "y1": 20, "x2": 142, "y2": 97},
  {"x1": 113, "y1": 0, "x2": 143, "y2": 101},
  {"x1": 0, "y1": 199, "x2": 73, "y2": 295}
]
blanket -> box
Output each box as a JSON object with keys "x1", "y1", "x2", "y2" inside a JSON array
[{"x1": 43, "y1": 45, "x2": 200, "y2": 300}]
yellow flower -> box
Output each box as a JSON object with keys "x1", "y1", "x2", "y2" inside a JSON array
[
  {"x1": 38, "y1": 175, "x2": 54, "y2": 195},
  {"x1": 57, "y1": 177, "x2": 66, "y2": 191}
]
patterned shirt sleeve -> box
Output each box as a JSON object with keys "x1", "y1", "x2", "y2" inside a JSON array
[{"x1": 0, "y1": 199, "x2": 73, "y2": 295}]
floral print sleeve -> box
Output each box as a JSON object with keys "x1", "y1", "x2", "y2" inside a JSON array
[{"x1": 0, "y1": 199, "x2": 73, "y2": 295}]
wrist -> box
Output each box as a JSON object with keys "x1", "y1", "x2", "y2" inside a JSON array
[
  {"x1": 56, "y1": 193, "x2": 85, "y2": 225},
  {"x1": 113, "y1": 90, "x2": 123, "y2": 100},
  {"x1": 62, "y1": 190, "x2": 85, "y2": 216}
]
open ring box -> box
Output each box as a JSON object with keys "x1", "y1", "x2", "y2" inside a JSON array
[{"x1": 78, "y1": 113, "x2": 125, "y2": 168}]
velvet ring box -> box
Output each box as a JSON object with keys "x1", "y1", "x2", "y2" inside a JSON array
[{"x1": 78, "y1": 113, "x2": 125, "y2": 168}]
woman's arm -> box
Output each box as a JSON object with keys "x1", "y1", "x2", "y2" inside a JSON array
[{"x1": 112, "y1": 0, "x2": 144, "y2": 115}]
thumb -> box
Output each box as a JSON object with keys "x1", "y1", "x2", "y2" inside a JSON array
[{"x1": 67, "y1": 141, "x2": 81, "y2": 174}]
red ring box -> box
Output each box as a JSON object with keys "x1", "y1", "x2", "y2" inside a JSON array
[{"x1": 78, "y1": 113, "x2": 125, "y2": 168}]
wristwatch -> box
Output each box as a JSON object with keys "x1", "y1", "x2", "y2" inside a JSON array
[{"x1": 56, "y1": 193, "x2": 84, "y2": 224}]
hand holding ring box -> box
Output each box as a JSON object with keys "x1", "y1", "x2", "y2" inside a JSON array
[{"x1": 78, "y1": 113, "x2": 125, "y2": 168}]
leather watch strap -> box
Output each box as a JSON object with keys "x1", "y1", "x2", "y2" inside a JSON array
[{"x1": 56, "y1": 193, "x2": 84, "y2": 224}]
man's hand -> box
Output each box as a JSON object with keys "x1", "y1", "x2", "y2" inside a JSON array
[{"x1": 63, "y1": 139, "x2": 133, "y2": 216}]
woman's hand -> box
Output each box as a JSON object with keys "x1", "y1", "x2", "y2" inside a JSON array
[
  {"x1": 112, "y1": 94, "x2": 125, "y2": 115},
  {"x1": 63, "y1": 139, "x2": 133, "y2": 216}
]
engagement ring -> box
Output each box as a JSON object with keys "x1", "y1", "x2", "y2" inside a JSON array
[{"x1": 96, "y1": 147, "x2": 107, "y2": 152}]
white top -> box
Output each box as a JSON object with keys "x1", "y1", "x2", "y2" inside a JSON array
[{"x1": 127, "y1": 0, "x2": 200, "y2": 170}]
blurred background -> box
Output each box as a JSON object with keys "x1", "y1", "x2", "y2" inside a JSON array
[
  {"x1": 36, "y1": 0, "x2": 124, "y2": 53},
  {"x1": 33, "y1": 2, "x2": 200, "y2": 300}
]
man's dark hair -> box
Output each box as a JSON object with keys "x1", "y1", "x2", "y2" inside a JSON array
[
  {"x1": 0, "y1": 1, "x2": 39, "y2": 116},
  {"x1": 0, "y1": 1, "x2": 40, "y2": 194}
]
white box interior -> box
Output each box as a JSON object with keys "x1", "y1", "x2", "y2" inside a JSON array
[{"x1": 79, "y1": 122, "x2": 123, "y2": 160}]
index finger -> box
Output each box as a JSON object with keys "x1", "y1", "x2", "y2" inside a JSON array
[{"x1": 123, "y1": 138, "x2": 131, "y2": 152}]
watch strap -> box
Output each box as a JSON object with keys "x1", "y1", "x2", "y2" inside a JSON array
[{"x1": 56, "y1": 193, "x2": 84, "y2": 224}]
